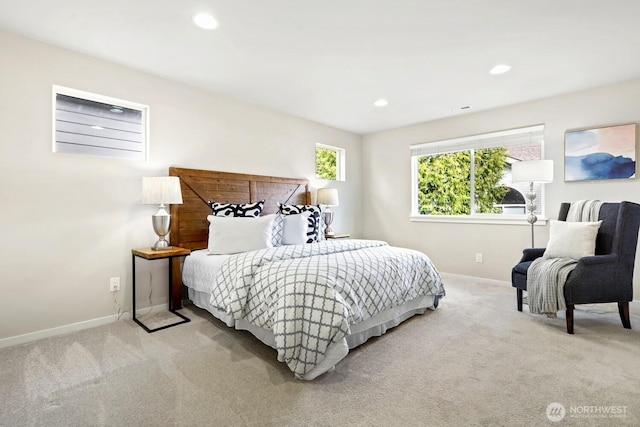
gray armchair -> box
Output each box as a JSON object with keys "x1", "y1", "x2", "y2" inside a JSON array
[{"x1": 511, "y1": 201, "x2": 640, "y2": 334}]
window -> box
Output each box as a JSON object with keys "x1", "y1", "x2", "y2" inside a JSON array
[
  {"x1": 53, "y1": 85, "x2": 148, "y2": 160},
  {"x1": 315, "y1": 143, "x2": 345, "y2": 181},
  {"x1": 410, "y1": 125, "x2": 546, "y2": 221}
]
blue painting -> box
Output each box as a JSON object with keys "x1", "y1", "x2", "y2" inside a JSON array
[{"x1": 565, "y1": 123, "x2": 636, "y2": 181}]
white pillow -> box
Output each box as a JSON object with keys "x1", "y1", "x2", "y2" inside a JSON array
[
  {"x1": 207, "y1": 214, "x2": 275, "y2": 255},
  {"x1": 282, "y1": 212, "x2": 311, "y2": 245},
  {"x1": 544, "y1": 220, "x2": 602, "y2": 260}
]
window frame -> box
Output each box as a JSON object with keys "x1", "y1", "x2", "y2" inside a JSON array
[
  {"x1": 315, "y1": 143, "x2": 346, "y2": 181},
  {"x1": 409, "y1": 125, "x2": 549, "y2": 225},
  {"x1": 52, "y1": 85, "x2": 149, "y2": 161}
]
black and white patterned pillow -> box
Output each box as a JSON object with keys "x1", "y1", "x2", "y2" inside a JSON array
[
  {"x1": 278, "y1": 203, "x2": 322, "y2": 243},
  {"x1": 208, "y1": 200, "x2": 265, "y2": 217}
]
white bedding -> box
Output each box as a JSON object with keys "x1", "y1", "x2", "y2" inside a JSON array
[
  {"x1": 182, "y1": 249, "x2": 230, "y2": 294},
  {"x1": 182, "y1": 239, "x2": 445, "y2": 380}
]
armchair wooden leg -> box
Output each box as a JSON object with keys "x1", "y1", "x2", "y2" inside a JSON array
[
  {"x1": 566, "y1": 304, "x2": 574, "y2": 334},
  {"x1": 618, "y1": 302, "x2": 632, "y2": 329},
  {"x1": 516, "y1": 288, "x2": 523, "y2": 312}
]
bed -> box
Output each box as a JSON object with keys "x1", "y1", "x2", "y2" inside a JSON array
[{"x1": 169, "y1": 167, "x2": 445, "y2": 380}]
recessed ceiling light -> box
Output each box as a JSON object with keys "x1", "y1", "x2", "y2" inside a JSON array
[
  {"x1": 193, "y1": 12, "x2": 219, "y2": 30},
  {"x1": 373, "y1": 99, "x2": 389, "y2": 107},
  {"x1": 490, "y1": 64, "x2": 512, "y2": 75}
]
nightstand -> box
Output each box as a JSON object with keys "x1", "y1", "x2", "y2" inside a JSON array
[
  {"x1": 131, "y1": 246, "x2": 191, "y2": 333},
  {"x1": 326, "y1": 233, "x2": 350, "y2": 239}
]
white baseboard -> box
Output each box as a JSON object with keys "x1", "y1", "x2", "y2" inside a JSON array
[
  {"x1": 131, "y1": 303, "x2": 170, "y2": 318},
  {"x1": 0, "y1": 314, "x2": 120, "y2": 349},
  {"x1": 440, "y1": 272, "x2": 511, "y2": 287},
  {"x1": 0, "y1": 303, "x2": 169, "y2": 349},
  {"x1": 440, "y1": 272, "x2": 640, "y2": 306}
]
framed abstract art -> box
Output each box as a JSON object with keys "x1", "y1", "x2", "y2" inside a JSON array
[{"x1": 564, "y1": 123, "x2": 637, "y2": 181}]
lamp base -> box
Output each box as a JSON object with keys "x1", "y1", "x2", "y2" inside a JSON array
[
  {"x1": 324, "y1": 209, "x2": 334, "y2": 237},
  {"x1": 525, "y1": 182, "x2": 538, "y2": 248},
  {"x1": 151, "y1": 240, "x2": 173, "y2": 251},
  {"x1": 151, "y1": 205, "x2": 172, "y2": 251}
]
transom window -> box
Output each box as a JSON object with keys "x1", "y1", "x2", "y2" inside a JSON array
[
  {"x1": 315, "y1": 143, "x2": 346, "y2": 181},
  {"x1": 53, "y1": 85, "x2": 149, "y2": 160},
  {"x1": 410, "y1": 125, "x2": 546, "y2": 221}
]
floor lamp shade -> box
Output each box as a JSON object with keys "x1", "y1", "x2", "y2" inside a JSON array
[
  {"x1": 511, "y1": 159, "x2": 554, "y2": 184},
  {"x1": 142, "y1": 177, "x2": 183, "y2": 250},
  {"x1": 317, "y1": 188, "x2": 339, "y2": 236}
]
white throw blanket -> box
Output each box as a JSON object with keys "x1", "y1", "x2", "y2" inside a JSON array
[{"x1": 526, "y1": 200, "x2": 603, "y2": 317}]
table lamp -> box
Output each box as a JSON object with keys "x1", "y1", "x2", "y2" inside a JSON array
[
  {"x1": 142, "y1": 176, "x2": 183, "y2": 250},
  {"x1": 317, "y1": 188, "x2": 339, "y2": 237}
]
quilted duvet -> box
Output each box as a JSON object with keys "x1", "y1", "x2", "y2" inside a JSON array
[{"x1": 209, "y1": 239, "x2": 445, "y2": 377}]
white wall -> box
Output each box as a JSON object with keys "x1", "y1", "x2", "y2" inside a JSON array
[
  {"x1": 0, "y1": 30, "x2": 362, "y2": 342},
  {"x1": 363, "y1": 79, "x2": 640, "y2": 296},
  {"x1": 4, "y1": 25, "x2": 639, "y2": 344}
]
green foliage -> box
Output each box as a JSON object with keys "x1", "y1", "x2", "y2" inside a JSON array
[
  {"x1": 417, "y1": 147, "x2": 508, "y2": 215},
  {"x1": 316, "y1": 147, "x2": 337, "y2": 180},
  {"x1": 418, "y1": 151, "x2": 471, "y2": 214},
  {"x1": 474, "y1": 147, "x2": 509, "y2": 214}
]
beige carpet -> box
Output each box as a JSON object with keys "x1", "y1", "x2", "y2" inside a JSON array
[{"x1": 1, "y1": 274, "x2": 639, "y2": 426}]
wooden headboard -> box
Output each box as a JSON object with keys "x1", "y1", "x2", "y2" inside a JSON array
[{"x1": 168, "y1": 167, "x2": 310, "y2": 251}]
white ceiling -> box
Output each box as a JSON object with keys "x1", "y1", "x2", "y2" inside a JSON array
[{"x1": 2, "y1": 1, "x2": 640, "y2": 135}]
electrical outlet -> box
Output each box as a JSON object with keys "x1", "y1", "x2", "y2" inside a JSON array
[
  {"x1": 475, "y1": 253, "x2": 483, "y2": 263},
  {"x1": 110, "y1": 277, "x2": 121, "y2": 292}
]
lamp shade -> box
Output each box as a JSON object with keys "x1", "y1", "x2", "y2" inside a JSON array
[
  {"x1": 511, "y1": 160, "x2": 554, "y2": 183},
  {"x1": 142, "y1": 176, "x2": 183, "y2": 205},
  {"x1": 317, "y1": 188, "x2": 339, "y2": 206}
]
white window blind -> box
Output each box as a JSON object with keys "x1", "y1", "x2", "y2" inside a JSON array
[
  {"x1": 410, "y1": 125, "x2": 544, "y2": 157},
  {"x1": 53, "y1": 86, "x2": 148, "y2": 160}
]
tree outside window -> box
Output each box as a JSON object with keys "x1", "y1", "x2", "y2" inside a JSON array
[
  {"x1": 417, "y1": 147, "x2": 509, "y2": 215},
  {"x1": 316, "y1": 144, "x2": 345, "y2": 181},
  {"x1": 412, "y1": 127, "x2": 544, "y2": 218}
]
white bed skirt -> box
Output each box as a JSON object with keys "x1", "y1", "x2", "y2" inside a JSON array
[{"x1": 187, "y1": 287, "x2": 438, "y2": 380}]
